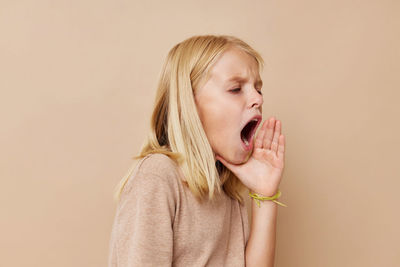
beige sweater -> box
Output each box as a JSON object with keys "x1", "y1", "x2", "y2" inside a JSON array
[{"x1": 108, "y1": 153, "x2": 250, "y2": 266}]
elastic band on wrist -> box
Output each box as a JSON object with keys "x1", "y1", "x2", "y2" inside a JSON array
[{"x1": 249, "y1": 189, "x2": 288, "y2": 207}]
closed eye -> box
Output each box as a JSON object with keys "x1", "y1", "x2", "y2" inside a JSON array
[{"x1": 230, "y1": 87, "x2": 262, "y2": 95}]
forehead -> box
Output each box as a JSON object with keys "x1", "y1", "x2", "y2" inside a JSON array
[{"x1": 208, "y1": 47, "x2": 262, "y2": 85}]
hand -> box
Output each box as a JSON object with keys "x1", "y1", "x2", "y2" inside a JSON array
[{"x1": 216, "y1": 116, "x2": 285, "y2": 197}]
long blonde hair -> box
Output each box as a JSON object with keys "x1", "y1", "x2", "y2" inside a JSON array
[{"x1": 114, "y1": 34, "x2": 264, "y2": 204}]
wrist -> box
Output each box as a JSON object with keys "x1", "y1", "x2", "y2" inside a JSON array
[
  {"x1": 248, "y1": 189, "x2": 287, "y2": 208},
  {"x1": 250, "y1": 187, "x2": 278, "y2": 197}
]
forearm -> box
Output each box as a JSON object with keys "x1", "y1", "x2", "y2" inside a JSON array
[{"x1": 245, "y1": 198, "x2": 278, "y2": 267}]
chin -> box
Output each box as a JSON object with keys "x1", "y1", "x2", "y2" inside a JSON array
[
  {"x1": 214, "y1": 142, "x2": 251, "y2": 164},
  {"x1": 227, "y1": 150, "x2": 252, "y2": 165},
  {"x1": 226, "y1": 158, "x2": 242, "y2": 165}
]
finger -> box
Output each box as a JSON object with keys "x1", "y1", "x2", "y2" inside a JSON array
[
  {"x1": 277, "y1": 134, "x2": 285, "y2": 160},
  {"x1": 263, "y1": 117, "x2": 275, "y2": 149},
  {"x1": 271, "y1": 120, "x2": 281, "y2": 153},
  {"x1": 254, "y1": 119, "x2": 268, "y2": 149}
]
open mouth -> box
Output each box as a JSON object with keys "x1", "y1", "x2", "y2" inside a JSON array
[{"x1": 240, "y1": 117, "x2": 261, "y2": 147}]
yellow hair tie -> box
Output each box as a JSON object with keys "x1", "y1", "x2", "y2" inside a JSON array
[{"x1": 249, "y1": 189, "x2": 288, "y2": 207}]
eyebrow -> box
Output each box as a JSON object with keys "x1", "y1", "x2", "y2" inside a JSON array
[{"x1": 225, "y1": 75, "x2": 263, "y2": 88}]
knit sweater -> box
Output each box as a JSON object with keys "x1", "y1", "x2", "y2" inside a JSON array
[{"x1": 108, "y1": 153, "x2": 250, "y2": 266}]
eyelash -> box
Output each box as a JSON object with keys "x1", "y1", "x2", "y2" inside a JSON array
[{"x1": 230, "y1": 88, "x2": 263, "y2": 95}]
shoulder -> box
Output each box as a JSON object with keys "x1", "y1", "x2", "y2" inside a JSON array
[
  {"x1": 112, "y1": 154, "x2": 178, "y2": 248},
  {"x1": 123, "y1": 153, "x2": 181, "y2": 197},
  {"x1": 137, "y1": 153, "x2": 179, "y2": 176}
]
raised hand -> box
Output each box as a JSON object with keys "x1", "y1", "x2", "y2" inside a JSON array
[{"x1": 216, "y1": 116, "x2": 285, "y2": 197}]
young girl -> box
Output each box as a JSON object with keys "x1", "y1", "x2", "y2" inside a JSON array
[{"x1": 108, "y1": 34, "x2": 286, "y2": 267}]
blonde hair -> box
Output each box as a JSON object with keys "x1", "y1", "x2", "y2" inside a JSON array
[{"x1": 113, "y1": 34, "x2": 264, "y2": 204}]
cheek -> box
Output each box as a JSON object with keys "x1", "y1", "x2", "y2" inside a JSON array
[
  {"x1": 205, "y1": 110, "x2": 237, "y2": 143},
  {"x1": 195, "y1": 97, "x2": 240, "y2": 145},
  {"x1": 202, "y1": 110, "x2": 223, "y2": 135}
]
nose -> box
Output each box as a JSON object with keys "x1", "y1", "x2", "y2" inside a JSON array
[{"x1": 249, "y1": 88, "x2": 263, "y2": 109}]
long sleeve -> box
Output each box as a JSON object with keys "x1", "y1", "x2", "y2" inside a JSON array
[{"x1": 108, "y1": 169, "x2": 177, "y2": 267}]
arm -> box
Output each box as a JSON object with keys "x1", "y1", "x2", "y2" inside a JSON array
[
  {"x1": 245, "y1": 199, "x2": 277, "y2": 267},
  {"x1": 215, "y1": 117, "x2": 285, "y2": 267},
  {"x1": 108, "y1": 169, "x2": 176, "y2": 267}
]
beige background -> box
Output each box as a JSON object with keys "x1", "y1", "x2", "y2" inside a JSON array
[{"x1": 1, "y1": 0, "x2": 399, "y2": 266}]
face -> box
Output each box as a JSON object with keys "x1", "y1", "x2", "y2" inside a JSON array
[{"x1": 194, "y1": 46, "x2": 264, "y2": 164}]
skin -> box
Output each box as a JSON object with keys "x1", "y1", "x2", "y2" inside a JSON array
[
  {"x1": 194, "y1": 46, "x2": 285, "y2": 197},
  {"x1": 194, "y1": 46, "x2": 286, "y2": 267},
  {"x1": 194, "y1": 46, "x2": 264, "y2": 164}
]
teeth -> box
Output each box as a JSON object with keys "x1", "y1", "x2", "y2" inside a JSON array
[{"x1": 244, "y1": 138, "x2": 249, "y2": 146}]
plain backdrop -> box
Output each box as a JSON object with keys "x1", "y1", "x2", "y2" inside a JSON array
[{"x1": 1, "y1": 0, "x2": 399, "y2": 266}]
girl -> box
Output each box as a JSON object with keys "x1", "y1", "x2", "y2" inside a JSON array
[{"x1": 108, "y1": 34, "x2": 286, "y2": 267}]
